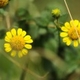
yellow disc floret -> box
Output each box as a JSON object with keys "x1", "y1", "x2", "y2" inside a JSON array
[
  {"x1": 68, "y1": 27, "x2": 80, "y2": 40},
  {"x1": 10, "y1": 36, "x2": 25, "y2": 50}
]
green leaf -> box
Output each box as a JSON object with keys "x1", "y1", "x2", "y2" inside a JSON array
[
  {"x1": 48, "y1": 26, "x2": 57, "y2": 34},
  {"x1": 15, "y1": 8, "x2": 30, "y2": 21},
  {"x1": 0, "y1": 29, "x2": 6, "y2": 39},
  {"x1": 41, "y1": 10, "x2": 52, "y2": 22},
  {"x1": 34, "y1": 10, "x2": 52, "y2": 27},
  {"x1": 66, "y1": 64, "x2": 78, "y2": 75},
  {"x1": 34, "y1": 17, "x2": 48, "y2": 27},
  {"x1": 39, "y1": 28, "x2": 47, "y2": 35},
  {"x1": 29, "y1": 23, "x2": 39, "y2": 39},
  {"x1": 58, "y1": 14, "x2": 69, "y2": 24},
  {"x1": 44, "y1": 38, "x2": 58, "y2": 52},
  {"x1": 0, "y1": 55, "x2": 13, "y2": 73}
]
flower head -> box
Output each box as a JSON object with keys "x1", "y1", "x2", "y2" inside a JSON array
[
  {"x1": 52, "y1": 8, "x2": 60, "y2": 18},
  {"x1": 60, "y1": 20, "x2": 80, "y2": 47},
  {"x1": 4, "y1": 28, "x2": 33, "y2": 57},
  {"x1": 0, "y1": 0, "x2": 9, "y2": 8}
]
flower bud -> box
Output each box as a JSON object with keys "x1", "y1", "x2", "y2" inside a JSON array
[
  {"x1": 0, "y1": 0, "x2": 9, "y2": 8},
  {"x1": 52, "y1": 8, "x2": 60, "y2": 19}
]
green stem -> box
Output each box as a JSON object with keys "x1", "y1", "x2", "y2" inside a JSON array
[
  {"x1": 56, "y1": 19, "x2": 61, "y2": 50},
  {"x1": 0, "y1": 9, "x2": 11, "y2": 30},
  {"x1": 54, "y1": 19, "x2": 65, "y2": 59},
  {"x1": 20, "y1": 63, "x2": 28, "y2": 80}
]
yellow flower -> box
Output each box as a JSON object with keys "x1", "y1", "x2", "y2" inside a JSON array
[
  {"x1": 60, "y1": 20, "x2": 80, "y2": 47},
  {"x1": 0, "y1": 0, "x2": 9, "y2": 8},
  {"x1": 4, "y1": 28, "x2": 33, "y2": 57},
  {"x1": 52, "y1": 8, "x2": 60, "y2": 18}
]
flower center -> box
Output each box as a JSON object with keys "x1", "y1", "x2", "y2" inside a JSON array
[
  {"x1": 10, "y1": 36, "x2": 25, "y2": 50},
  {"x1": 68, "y1": 27, "x2": 80, "y2": 40}
]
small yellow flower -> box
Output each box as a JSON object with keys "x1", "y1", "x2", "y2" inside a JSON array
[
  {"x1": 52, "y1": 8, "x2": 60, "y2": 18},
  {"x1": 0, "y1": 0, "x2": 9, "y2": 7},
  {"x1": 4, "y1": 28, "x2": 33, "y2": 57},
  {"x1": 60, "y1": 20, "x2": 80, "y2": 47}
]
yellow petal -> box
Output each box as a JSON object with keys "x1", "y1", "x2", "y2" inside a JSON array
[
  {"x1": 22, "y1": 49, "x2": 28, "y2": 55},
  {"x1": 66, "y1": 38, "x2": 72, "y2": 46},
  {"x1": 18, "y1": 51, "x2": 23, "y2": 58},
  {"x1": 21, "y1": 31, "x2": 27, "y2": 37},
  {"x1": 74, "y1": 20, "x2": 79, "y2": 27},
  {"x1": 65, "y1": 22, "x2": 70, "y2": 29},
  {"x1": 70, "y1": 20, "x2": 74, "y2": 27},
  {"x1": 4, "y1": 43, "x2": 11, "y2": 48},
  {"x1": 60, "y1": 32, "x2": 68, "y2": 37},
  {"x1": 70, "y1": 20, "x2": 79, "y2": 27},
  {"x1": 5, "y1": 47, "x2": 12, "y2": 52},
  {"x1": 25, "y1": 44, "x2": 32, "y2": 49},
  {"x1": 17, "y1": 28, "x2": 22, "y2": 36},
  {"x1": 25, "y1": 39, "x2": 33, "y2": 43},
  {"x1": 78, "y1": 23, "x2": 80, "y2": 28},
  {"x1": 24, "y1": 35, "x2": 31, "y2": 41},
  {"x1": 6, "y1": 31, "x2": 12, "y2": 39},
  {"x1": 11, "y1": 28, "x2": 16, "y2": 36},
  {"x1": 61, "y1": 26, "x2": 68, "y2": 32},
  {"x1": 62, "y1": 37, "x2": 69, "y2": 42},
  {"x1": 5, "y1": 36, "x2": 10, "y2": 42},
  {"x1": 11, "y1": 50, "x2": 16, "y2": 57},
  {"x1": 73, "y1": 40, "x2": 78, "y2": 47}
]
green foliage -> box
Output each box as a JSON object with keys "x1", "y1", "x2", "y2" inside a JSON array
[
  {"x1": 58, "y1": 14, "x2": 69, "y2": 24},
  {"x1": 39, "y1": 28, "x2": 47, "y2": 35},
  {"x1": 34, "y1": 10, "x2": 52, "y2": 27},
  {"x1": 0, "y1": 29, "x2": 6, "y2": 39},
  {"x1": 15, "y1": 8, "x2": 31, "y2": 21},
  {"x1": 29, "y1": 23, "x2": 39, "y2": 39},
  {"x1": 0, "y1": 55, "x2": 12, "y2": 72},
  {"x1": 44, "y1": 38, "x2": 58, "y2": 52},
  {"x1": 0, "y1": 0, "x2": 80, "y2": 80}
]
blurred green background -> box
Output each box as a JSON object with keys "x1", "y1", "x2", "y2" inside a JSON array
[{"x1": 0, "y1": 0, "x2": 80, "y2": 80}]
